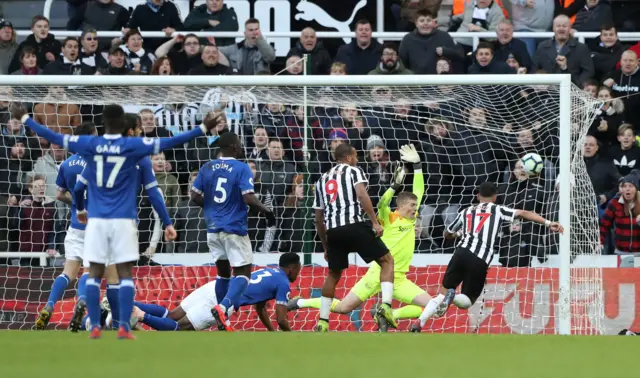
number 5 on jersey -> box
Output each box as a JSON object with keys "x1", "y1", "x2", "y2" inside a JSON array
[{"x1": 214, "y1": 177, "x2": 254, "y2": 203}]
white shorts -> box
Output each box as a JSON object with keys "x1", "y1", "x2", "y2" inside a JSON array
[
  {"x1": 64, "y1": 227, "x2": 89, "y2": 267},
  {"x1": 207, "y1": 232, "x2": 253, "y2": 267},
  {"x1": 84, "y1": 218, "x2": 139, "y2": 265},
  {"x1": 180, "y1": 280, "x2": 218, "y2": 331}
]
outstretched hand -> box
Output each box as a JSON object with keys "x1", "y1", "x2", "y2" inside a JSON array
[
  {"x1": 10, "y1": 102, "x2": 28, "y2": 121},
  {"x1": 203, "y1": 112, "x2": 225, "y2": 133},
  {"x1": 391, "y1": 161, "x2": 406, "y2": 188},
  {"x1": 399, "y1": 144, "x2": 420, "y2": 164},
  {"x1": 549, "y1": 222, "x2": 564, "y2": 234}
]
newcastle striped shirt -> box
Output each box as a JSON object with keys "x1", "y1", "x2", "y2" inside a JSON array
[
  {"x1": 313, "y1": 163, "x2": 367, "y2": 230},
  {"x1": 447, "y1": 202, "x2": 516, "y2": 264}
]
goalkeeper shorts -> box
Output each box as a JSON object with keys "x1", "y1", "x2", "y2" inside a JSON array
[{"x1": 350, "y1": 270, "x2": 424, "y2": 305}]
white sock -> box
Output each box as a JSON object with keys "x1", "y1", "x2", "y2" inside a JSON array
[
  {"x1": 319, "y1": 296, "x2": 332, "y2": 320},
  {"x1": 218, "y1": 304, "x2": 227, "y2": 313},
  {"x1": 453, "y1": 294, "x2": 472, "y2": 309},
  {"x1": 419, "y1": 294, "x2": 444, "y2": 327},
  {"x1": 297, "y1": 298, "x2": 308, "y2": 308},
  {"x1": 380, "y1": 282, "x2": 393, "y2": 305}
]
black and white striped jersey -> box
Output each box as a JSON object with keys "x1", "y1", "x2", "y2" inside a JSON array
[
  {"x1": 313, "y1": 163, "x2": 368, "y2": 230},
  {"x1": 153, "y1": 103, "x2": 202, "y2": 135},
  {"x1": 447, "y1": 202, "x2": 516, "y2": 264}
]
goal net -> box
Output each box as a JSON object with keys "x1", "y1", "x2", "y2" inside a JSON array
[{"x1": 0, "y1": 76, "x2": 606, "y2": 334}]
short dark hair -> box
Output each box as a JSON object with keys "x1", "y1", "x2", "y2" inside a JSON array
[
  {"x1": 478, "y1": 182, "x2": 497, "y2": 198},
  {"x1": 19, "y1": 46, "x2": 37, "y2": 62},
  {"x1": 245, "y1": 18, "x2": 260, "y2": 26},
  {"x1": 123, "y1": 113, "x2": 140, "y2": 136},
  {"x1": 103, "y1": 104, "x2": 126, "y2": 134},
  {"x1": 382, "y1": 41, "x2": 398, "y2": 54},
  {"x1": 268, "y1": 138, "x2": 283, "y2": 147},
  {"x1": 279, "y1": 252, "x2": 301, "y2": 267},
  {"x1": 123, "y1": 28, "x2": 142, "y2": 44},
  {"x1": 355, "y1": 19, "x2": 371, "y2": 29},
  {"x1": 397, "y1": 191, "x2": 418, "y2": 205},
  {"x1": 63, "y1": 37, "x2": 78, "y2": 48},
  {"x1": 583, "y1": 79, "x2": 599, "y2": 88},
  {"x1": 74, "y1": 122, "x2": 95, "y2": 136},
  {"x1": 334, "y1": 143, "x2": 354, "y2": 162},
  {"x1": 31, "y1": 15, "x2": 49, "y2": 28},
  {"x1": 475, "y1": 42, "x2": 494, "y2": 54},
  {"x1": 415, "y1": 8, "x2": 435, "y2": 20},
  {"x1": 600, "y1": 23, "x2": 616, "y2": 33},
  {"x1": 218, "y1": 131, "x2": 241, "y2": 150}
]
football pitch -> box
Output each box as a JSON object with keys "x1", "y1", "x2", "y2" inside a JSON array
[{"x1": 0, "y1": 332, "x2": 636, "y2": 378}]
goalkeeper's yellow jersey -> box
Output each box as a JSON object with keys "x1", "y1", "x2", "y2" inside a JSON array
[{"x1": 368, "y1": 169, "x2": 424, "y2": 275}]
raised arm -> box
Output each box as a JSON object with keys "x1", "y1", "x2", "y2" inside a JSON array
[
  {"x1": 514, "y1": 209, "x2": 564, "y2": 233},
  {"x1": 378, "y1": 161, "x2": 406, "y2": 225}
]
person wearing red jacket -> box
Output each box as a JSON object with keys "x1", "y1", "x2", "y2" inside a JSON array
[{"x1": 600, "y1": 175, "x2": 640, "y2": 254}]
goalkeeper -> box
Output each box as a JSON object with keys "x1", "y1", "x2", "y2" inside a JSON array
[{"x1": 288, "y1": 144, "x2": 431, "y2": 331}]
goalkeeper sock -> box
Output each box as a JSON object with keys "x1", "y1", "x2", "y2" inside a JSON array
[
  {"x1": 142, "y1": 313, "x2": 179, "y2": 331},
  {"x1": 106, "y1": 284, "x2": 120, "y2": 329},
  {"x1": 219, "y1": 276, "x2": 249, "y2": 312},
  {"x1": 118, "y1": 279, "x2": 135, "y2": 332},
  {"x1": 85, "y1": 277, "x2": 102, "y2": 329},
  {"x1": 298, "y1": 297, "x2": 340, "y2": 311},
  {"x1": 215, "y1": 276, "x2": 230, "y2": 302},
  {"x1": 419, "y1": 294, "x2": 444, "y2": 327},
  {"x1": 46, "y1": 273, "x2": 70, "y2": 310},
  {"x1": 392, "y1": 305, "x2": 423, "y2": 320},
  {"x1": 380, "y1": 282, "x2": 393, "y2": 305},
  {"x1": 77, "y1": 273, "x2": 88, "y2": 303},
  {"x1": 134, "y1": 302, "x2": 168, "y2": 318},
  {"x1": 319, "y1": 296, "x2": 332, "y2": 320}
]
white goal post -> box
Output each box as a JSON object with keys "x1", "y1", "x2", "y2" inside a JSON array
[{"x1": 0, "y1": 74, "x2": 600, "y2": 334}]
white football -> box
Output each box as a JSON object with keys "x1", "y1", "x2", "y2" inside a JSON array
[{"x1": 520, "y1": 153, "x2": 544, "y2": 176}]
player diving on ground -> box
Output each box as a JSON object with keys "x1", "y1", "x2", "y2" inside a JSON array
[
  {"x1": 133, "y1": 253, "x2": 301, "y2": 331},
  {"x1": 289, "y1": 144, "x2": 432, "y2": 331}
]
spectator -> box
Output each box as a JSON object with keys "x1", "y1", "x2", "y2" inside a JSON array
[
  {"x1": 10, "y1": 46, "x2": 42, "y2": 75},
  {"x1": 247, "y1": 126, "x2": 270, "y2": 162},
  {"x1": 0, "y1": 19, "x2": 17, "y2": 75},
  {"x1": 71, "y1": 0, "x2": 129, "y2": 51},
  {"x1": 330, "y1": 62, "x2": 347, "y2": 75},
  {"x1": 120, "y1": 29, "x2": 156, "y2": 75},
  {"x1": 379, "y1": 98, "x2": 419, "y2": 160},
  {"x1": 151, "y1": 56, "x2": 175, "y2": 75},
  {"x1": 287, "y1": 28, "x2": 332, "y2": 75},
  {"x1": 99, "y1": 45, "x2": 130, "y2": 75},
  {"x1": 600, "y1": 175, "x2": 640, "y2": 254},
  {"x1": 33, "y1": 87, "x2": 81, "y2": 135},
  {"x1": 8, "y1": 16, "x2": 61, "y2": 73},
  {"x1": 184, "y1": 0, "x2": 239, "y2": 47},
  {"x1": 310, "y1": 129, "x2": 347, "y2": 181},
  {"x1": 186, "y1": 110, "x2": 226, "y2": 172},
  {"x1": 151, "y1": 152, "x2": 179, "y2": 209},
  {"x1": 369, "y1": 42, "x2": 413, "y2": 75},
  {"x1": 26, "y1": 143, "x2": 68, "y2": 200},
  {"x1": 364, "y1": 135, "x2": 392, "y2": 204},
  {"x1": 258, "y1": 139, "x2": 297, "y2": 206},
  {"x1": 138, "y1": 108, "x2": 182, "y2": 173},
  {"x1": 155, "y1": 34, "x2": 203, "y2": 75},
  {"x1": 258, "y1": 102, "x2": 288, "y2": 137},
  {"x1": 604, "y1": 50, "x2": 640, "y2": 130},
  {"x1": 43, "y1": 37, "x2": 94, "y2": 75},
  {"x1": 330, "y1": 104, "x2": 371, "y2": 155},
  {"x1": 9, "y1": 174, "x2": 56, "y2": 254},
  {"x1": 188, "y1": 45, "x2": 235, "y2": 75},
  {"x1": 468, "y1": 42, "x2": 515, "y2": 74},
  {"x1": 510, "y1": 0, "x2": 555, "y2": 56},
  {"x1": 126, "y1": 0, "x2": 183, "y2": 52},
  {"x1": 609, "y1": 124, "x2": 640, "y2": 176},
  {"x1": 493, "y1": 20, "x2": 533, "y2": 74},
  {"x1": 435, "y1": 56, "x2": 451, "y2": 74},
  {"x1": 584, "y1": 135, "x2": 620, "y2": 207},
  {"x1": 79, "y1": 29, "x2": 107, "y2": 72},
  {"x1": 281, "y1": 105, "x2": 324, "y2": 166},
  {"x1": 583, "y1": 78, "x2": 599, "y2": 97},
  {"x1": 399, "y1": 9, "x2": 462, "y2": 74},
  {"x1": 267, "y1": 175, "x2": 304, "y2": 253},
  {"x1": 617, "y1": 41, "x2": 640, "y2": 70},
  {"x1": 283, "y1": 54, "x2": 303, "y2": 75},
  {"x1": 591, "y1": 24, "x2": 625, "y2": 81},
  {"x1": 172, "y1": 170, "x2": 208, "y2": 253},
  {"x1": 393, "y1": 0, "x2": 443, "y2": 31},
  {"x1": 335, "y1": 19, "x2": 382, "y2": 75},
  {"x1": 573, "y1": 0, "x2": 613, "y2": 33},
  {"x1": 218, "y1": 18, "x2": 275, "y2": 75},
  {"x1": 453, "y1": 0, "x2": 505, "y2": 51},
  {"x1": 588, "y1": 86, "x2": 625, "y2": 147},
  {"x1": 533, "y1": 15, "x2": 594, "y2": 86}
]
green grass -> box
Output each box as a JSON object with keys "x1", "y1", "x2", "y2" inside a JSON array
[{"x1": 0, "y1": 332, "x2": 637, "y2": 378}]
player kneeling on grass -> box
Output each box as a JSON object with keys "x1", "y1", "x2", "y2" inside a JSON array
[
  {"x1": 409, "y1": 182, "x2": 564, "y2": 332},
  {"x1": 290, "y1": 144, "x2": 432, "y2": 331},
  {"x1": 133, "y1": 253, "x2": 301, "y2": 331}
]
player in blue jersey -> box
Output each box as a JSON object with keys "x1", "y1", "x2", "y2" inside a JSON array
[
  {"x1": 133, "y1": 253, "x2": 301, "y2": 331},
  {"x1": 12, "y1": 103, "x2": 223, "y2": 339},
  {"x1": 190, "y1": 131, "x2": 276, "y2": 332}
]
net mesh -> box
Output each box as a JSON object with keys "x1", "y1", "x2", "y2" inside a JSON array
[{"x1": 0, "y1": 80, "x2": 606, "y2": 334}]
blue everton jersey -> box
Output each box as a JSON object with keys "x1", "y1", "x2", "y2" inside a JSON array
[
  {"x1": 236, "y1": 268, "x2": 291, "y2": 307},
  {"x1": 56, "y1": 154, "x2": 87, "y2": 230},
  {"x1": 191, "y1": 157, "x2": 254, "y2": 235},
  {"x1": 68, "y1": 134, "x2": 163, "y2": 220}
]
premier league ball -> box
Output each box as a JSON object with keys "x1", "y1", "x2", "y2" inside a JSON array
[{"x1": 520, "y1": 153, "x2": 544, "y2": 176}]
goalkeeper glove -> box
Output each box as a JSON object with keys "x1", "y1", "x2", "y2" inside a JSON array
[
  {"x1": 399, "y1": 144, "x2": 422, "y2": 170},
  {"x1": 391, "y1": 161, "x2": 406, "y2": 191}
]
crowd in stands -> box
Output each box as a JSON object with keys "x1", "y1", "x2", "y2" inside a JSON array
[{"x1": 0, "y1": 0, "x2": 640, "y2": 267}]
